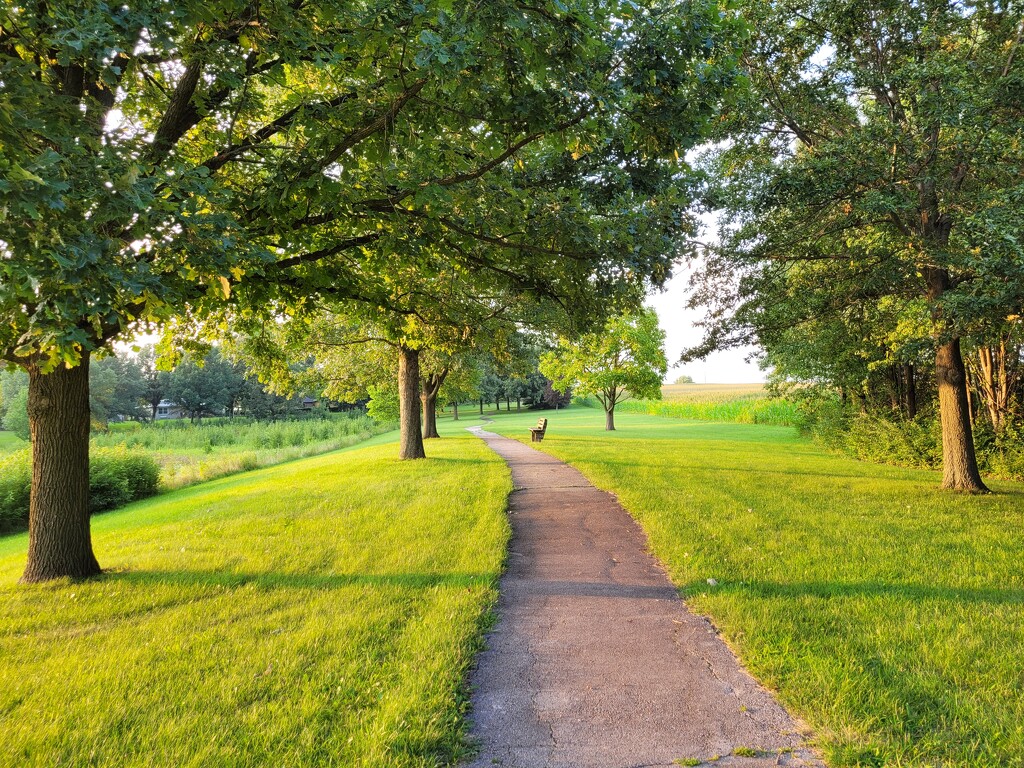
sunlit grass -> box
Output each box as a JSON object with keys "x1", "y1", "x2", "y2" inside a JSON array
[
  {"x1": 0, "y1": 423, "x2": 510, "y2": 768},
  {"x1": 485, "y1": 407, "x2": 1024, "y2": 768}
]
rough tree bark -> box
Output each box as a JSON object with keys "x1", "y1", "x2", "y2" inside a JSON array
[
  {"x1": 926, "y1": 266, "x2": 988, "y2": 491},
  {"x1": 398, "y1": 346, "x2": 426, "y2": 460},
  {"x1": 420, "y1": 368, "x2": 448, "y2": 440},
  {"x1": 935, "y1": 339, "x2": 988, "y2": 491},
  {"x1": 21, "y1": 355, "x2": 101, "y2": 583}
]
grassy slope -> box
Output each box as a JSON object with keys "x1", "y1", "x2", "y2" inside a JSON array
[
  {"x1": 0, "y1": 431, "x2": 21, "y2": 454},
  {"x1": 485, "y1": 407, "x2": 1024, "y2": 768},
  {"x1": 0, "y1": 422, "x2": 510, "y2": 768},
  {"x1": 93, "y1": 415, "x2": 392, "y2": 489}
]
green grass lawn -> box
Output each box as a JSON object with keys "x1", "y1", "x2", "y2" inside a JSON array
[
  {"x1": 0, "y1": 431, "x2": 22, "y2": 454},
  {"x1": 484, "y1": 406, "x2": 1024, "y2": 768},
  {"x1": 0, "y1": 422, "x2": 510, "y2": 768}
]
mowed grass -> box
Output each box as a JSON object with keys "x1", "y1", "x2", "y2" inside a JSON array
[
  {"x1": 485, "y1": 407, "x2": 1024, "y2": 768},
  {"x1": 0, "y1": 424, "x2": 511, "y2": 768},
  {"x1": 0, "y1": 431, "x2": 21, "y2": 454}
]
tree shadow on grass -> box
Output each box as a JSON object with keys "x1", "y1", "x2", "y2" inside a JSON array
[
  {"x1": 105, "y1": 568, "x2": 494, "y2": 592},
  {"x1": 684, "y1": 578, "x2": 1024, "y2": 606},
  {"x1": 564, "y1": 456, "x2": 933, "y2": 483}
]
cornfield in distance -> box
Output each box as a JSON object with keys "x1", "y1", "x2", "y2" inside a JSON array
[{"x1": 618, "y1": 383, "x2": 800, "y2": 426}]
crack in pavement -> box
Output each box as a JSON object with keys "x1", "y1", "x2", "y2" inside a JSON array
[{"x1": 461, "y1": 429, "x2": 825, "y2": 768}]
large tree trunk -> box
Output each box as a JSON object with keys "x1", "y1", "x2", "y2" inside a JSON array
[
  {"x1": 422, "y1": 394, "x2": 439, "y2": 439},
  {"x1": 21, "y1": 356, "x2": 101, "y2": 583},
  {"x1": 936, "y1": 338, "x2": 988, "y2": 491},
  {"x1": 925, "y1": 263, "x2": 987, "y2": 491},
  {"x1": 398, "y1": 346, "x2": 426, "y2": 460}
]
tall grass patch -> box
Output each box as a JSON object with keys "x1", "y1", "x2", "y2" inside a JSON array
[
  {"x1": 617, "y1": 394, "x2": 800, "y2": 426},
  {"x1": 94, "y1": 413, "x2": 393, "y2": 488},
  {"x1": 0, "y1": 428, "x2": 510, "y2": 767}
]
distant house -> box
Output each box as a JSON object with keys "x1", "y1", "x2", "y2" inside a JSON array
[{"x1": 155, "y1": 400, "x2": 186, "y2": 420}]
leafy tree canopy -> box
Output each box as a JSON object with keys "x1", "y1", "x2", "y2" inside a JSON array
[{"x1": 540, "y1": 308, "x2": 666, "y2": 429}]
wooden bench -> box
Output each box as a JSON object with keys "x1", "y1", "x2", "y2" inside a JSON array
[{"x1": 529, "y1": 417, "x2": 548, "y2": 443}]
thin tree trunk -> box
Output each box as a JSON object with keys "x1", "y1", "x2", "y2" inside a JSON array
[
  {"x1": 936, "y1": 338, "x2": 988, "y2": 491},
  {"x1": 21, "y1": 356, "x2": 101, "y2": 583},
  {"x1": 605, "y1": 407, "x2": 616, "y2": 431},
  {"x1": 505, "y1": 397, "x2": 510, "y2": 411},
  {"x1": 398, "y1": 346, "x2": 426, "y2": 460},
  {"x1": 888, "y1": 363, "x2": 901, "y2": 413},
  {"x1": 453, "y1": 402, "x2": 459, "y2": 421},
  {"x1": 479, "y1": 397, "x2": 483, "y2": 415},
  {"x1": 903, "y1": 364, "x2": 917, "y2": 419},
  {"x1": 516, "y1": 396, "x2": 521, "y2": 411}
]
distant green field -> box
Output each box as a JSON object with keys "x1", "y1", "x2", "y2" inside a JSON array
[
  {"x1": 0, "y1": 432, "x2": 21, "y2": 454},
  {"x1": 613, "y1": 383, "x2": 800, "y2": 426},
  {"x1": 0, "y1": 423, "x2": 510, "y2": 767},
  {"x1": 485, "y1": 407, "x2": 1024, "y2": 768}
]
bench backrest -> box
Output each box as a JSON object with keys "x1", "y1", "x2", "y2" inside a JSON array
[{"x1": 537, "y1": 418, "x2": 548, "y2": 429}]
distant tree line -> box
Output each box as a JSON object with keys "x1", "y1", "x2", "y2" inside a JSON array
[{"x1": 0, "y1": 346, "x2": 330, "y2": 438}]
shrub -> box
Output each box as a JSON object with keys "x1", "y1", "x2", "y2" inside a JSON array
[
  {"x1": 0, "y1": 447, "x2": 160, "y2": 534},
  {"x1": 89, "y1": 447, "x2": 161, "y2": 513},
  {"x1": 840, "y1": 414, "x2": 942, "y2": 469},
  {"x1": 108, "y1": 421, "x2": 142, "y2": 433},
  {"x1": 0, "y1": 450, "x2": 31, "y2": 533}
]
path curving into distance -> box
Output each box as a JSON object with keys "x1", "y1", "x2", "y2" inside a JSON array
[{"x1": 463, "y1": 427, "x2": 824, "y2": 768}]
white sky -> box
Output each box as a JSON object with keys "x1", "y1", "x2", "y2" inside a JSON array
[{"x1": 645, "y1": 265, "x2": 766, "y2": 384}]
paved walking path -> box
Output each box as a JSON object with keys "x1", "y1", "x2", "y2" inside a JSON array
[{"x1": 463, "y1": 427, "x2": 824, "y2": 768}]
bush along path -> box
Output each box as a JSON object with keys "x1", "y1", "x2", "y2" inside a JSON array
[{"x1": 463, "y1": 426, "x2": 824, "y2": 768}]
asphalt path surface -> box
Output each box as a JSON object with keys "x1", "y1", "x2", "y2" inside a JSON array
[{"x1": 463, "y1": 427, "x2": 824, "y2": 768}]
